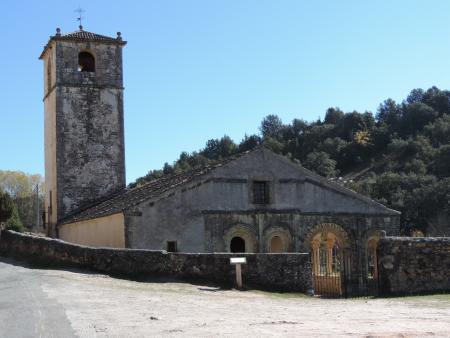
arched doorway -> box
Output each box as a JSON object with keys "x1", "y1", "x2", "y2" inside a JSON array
[
  {"x1": 365, "y1": 230, "x2": 384, "y2": 280},
  {"x1": 307, "y1": 224, "x2": 350, "y2": 297},
  {"x1": 230, "y1": 236, "x2": 246, "y2": 253},
  {"x1": 224, "y1": 225, "x2": 257, "y2": 253},
  {"x1": 270, "y1": 236, "x2": 283, "y2": 253},
  {"x1": 311, "y1": 232, "x2": 342, "y2": 275}
]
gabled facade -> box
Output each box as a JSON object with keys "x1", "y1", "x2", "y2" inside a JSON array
[{"x1": 58, "y1": 147, "x2": 399, "y2": 253}]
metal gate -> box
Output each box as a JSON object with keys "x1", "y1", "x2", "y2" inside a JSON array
[{"x1": 312, "y1": 249, "x2": 379, "y2": 298}]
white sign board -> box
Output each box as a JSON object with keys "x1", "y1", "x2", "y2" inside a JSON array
[{"x1": 230, "y1": 257, "x2": 247, "y2": 265}]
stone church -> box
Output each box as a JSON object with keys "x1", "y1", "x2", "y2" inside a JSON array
[{"x1": 40, "y1": 27, "x2": 400, "y2": 281}]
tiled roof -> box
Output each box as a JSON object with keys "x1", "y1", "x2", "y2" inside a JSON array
[
  {"x1": 57, "y1": 30, "x2": 120, "y2": 42},
  {"x1": 58, "y1": 150, "x2": 254, "y2": 225},
  {"x1": 39, "y1": 28, "x2": 125, "y2": 59}
]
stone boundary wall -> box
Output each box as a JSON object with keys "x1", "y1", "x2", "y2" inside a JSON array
[
  {"x1": 0, "y1": 230, "x2": 312, "y2": 292},
  {"x1": 378, "y1": 237, "x2": 450, "y2": 296}
]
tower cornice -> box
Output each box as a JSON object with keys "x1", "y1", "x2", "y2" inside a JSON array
[{"x1": 39, "y1": 29, "x2": 126, "y2": 60}]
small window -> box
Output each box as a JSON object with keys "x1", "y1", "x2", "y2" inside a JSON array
[
  {"x1": 78, "y1": 52, "x2": 95, "y2": 72},
  {"x1": 167, "y1": 241, "x2": 177, "y2": 252},
  {"x1": 253, "y1": 181, "x2": 269, "y2": 204}
]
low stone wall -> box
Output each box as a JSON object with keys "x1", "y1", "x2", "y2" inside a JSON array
[
  {"x1": 0, "y1": 230, "x2": 312, "y2": 292},
  {"x1": 378, "y1": 237, "x2": 450, "y2": 296}
]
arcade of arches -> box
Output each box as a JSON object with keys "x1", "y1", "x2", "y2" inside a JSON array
[
  {"x1": 306, "y1": 225, "x2": 384, "y2": 296},
  {"x1": 226, "y1": 225, "x2": 292, "y2": 253},
  {"x1": 221, "y1": 220, "x2": 388, "y2": 296},
  {"x1": 228, "y1": 234, "x2": 289, "y2": 253},
  {"x1": 306, "y1": 225, "x2": 383, "y2": 278},
  {"x1": 224, "y1": 224, "x2": 383, "y2": 272}
]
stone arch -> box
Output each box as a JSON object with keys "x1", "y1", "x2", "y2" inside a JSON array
[
  {"x1": 303, "y1": 223, "x2": 351, "y2": 252},
  {"x1": 224, "y1": 224, "x2": 257, "y2": 253},
  {"x1": 363, "y1": 229, "x2": 385, "y2": 279},
  {"x1": 305, "y1": 223, "x2": 351, "y2": 283},
  {"x1": 363, "y1": 229, "x2": 385, "y2": 243},
  {"x1": 78, "y1": 51, "x2": 95, "y2": 72},
  {"x1": 264, "y1": 227, "x2": 292, "y2": 253}
]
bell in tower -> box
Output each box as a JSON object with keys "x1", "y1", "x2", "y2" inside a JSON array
[{"x1": 39, "y1": 27, "x2": 127, "y2": 237}]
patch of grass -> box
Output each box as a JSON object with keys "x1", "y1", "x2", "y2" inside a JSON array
[
  {"x1": 398, "y1": 293, "x2": 450, "y2": 302},
  {"x1": 250, "y1": 290, "x2": 311, "y2": 299}
]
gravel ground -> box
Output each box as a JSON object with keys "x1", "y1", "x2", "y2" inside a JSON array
[{"x1": 1, "y1": 258, "x2": 450, "y2": 337}]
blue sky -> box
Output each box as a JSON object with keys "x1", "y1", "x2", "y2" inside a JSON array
[{"x1": 2, "y1": 0, "x2": 450, "y2": 183}]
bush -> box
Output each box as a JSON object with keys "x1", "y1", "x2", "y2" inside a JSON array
[{"x1": 5, "y1": 205, "x2": 23, "y2": 232}]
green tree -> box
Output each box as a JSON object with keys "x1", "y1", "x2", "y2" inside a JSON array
[
  {"x1": 376, "y1": 99, "x2": 401, "y2": 131},
  {"x1": 425, "y1": 114, "x2": 450, "y2": 147},
  {"x1": 238, "y1": 134, "x2": 260, "y2": 152},
  {"x1": 262, "y1": 136, "x2": 284, "y2": 154},
  {"x1": 260, "y1": 114, "x2": 283, "y2": 138},
  {"x1": 421, "y1": 87, "x2": 450, "y2": 116},
  {"x1": 0, "y1": 190, "x2": 14, "y2": 223},
  {"x1": 335, "y1": 111, "x2": 368, "y2": 141},
  {"x1": 162, "y1": 162, "x2": 174, "y2": 175},
  {"x1": 324, "y1": 107, "x2": 344, "y2": 125},
  {"x1": 432, "y1": 145, "x2": 450, "y2": 178},
  {"x1": 400, "y1": 102, "x2": 438, "y2": 136},
  {"x1": 318, "y1": 137, "x2": 348, "y2": 160},
  {"x1": 0, "y1": 171, "x2": 44, "y2": 229},
  {"x1": 4, "y1": 205, "x2": 23, "y2": 232},
  {"x1": 351, "y1": 172, "x2": 438, "y2": 233},
  {"x1": 201, "y1": 136, "x2": 237, "y2": 160},
  {"x1": 304, "y1": 151, "x2": 339, "y2": 178},
  {"x1": 0, "y1": 190, "x2": 23, "y2": 232},
  {"x1": 406, "y1": 88, "x2": 425, "y2": 104}
]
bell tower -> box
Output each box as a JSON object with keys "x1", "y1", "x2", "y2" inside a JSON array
[{"x1": 40, "y1": 27, "x2": 127, "y2": 236}]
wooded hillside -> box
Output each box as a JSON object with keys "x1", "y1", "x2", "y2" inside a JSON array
[{"x1": 132, "y1": 87, "x2": 450, "y2": 236}]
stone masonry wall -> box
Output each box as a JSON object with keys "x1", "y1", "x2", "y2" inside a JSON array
[
  {"x1": 0, "y1": 230, "x2": 312, "y2": 292},
  {"x1": 378, "y1": 237, "x2": 450, "y2": 296},
  {"x1": 54, "y1": 40, "x2": 126, "y2": 219}
]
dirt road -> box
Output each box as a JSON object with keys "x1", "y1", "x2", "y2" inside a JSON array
[{"x1": 1, "y1": 258, "x2": 449, "y2": 337}]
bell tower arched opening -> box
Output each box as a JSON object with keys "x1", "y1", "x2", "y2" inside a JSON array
[{"x1": 78, "y1": 51, "x2": 95, "y2": 72}]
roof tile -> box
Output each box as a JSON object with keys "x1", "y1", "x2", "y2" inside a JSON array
[{"x1": 58, "y1": 30, "x2": 119, "y2": 42}]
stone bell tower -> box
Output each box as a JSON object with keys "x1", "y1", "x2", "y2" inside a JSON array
[{"x1": 40, "y1": 27, "x2": 126, "y2": 236}]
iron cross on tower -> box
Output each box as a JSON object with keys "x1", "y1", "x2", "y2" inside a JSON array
[{"x1": 75, "y1": 7, "x2": 85, "y2": 30}]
